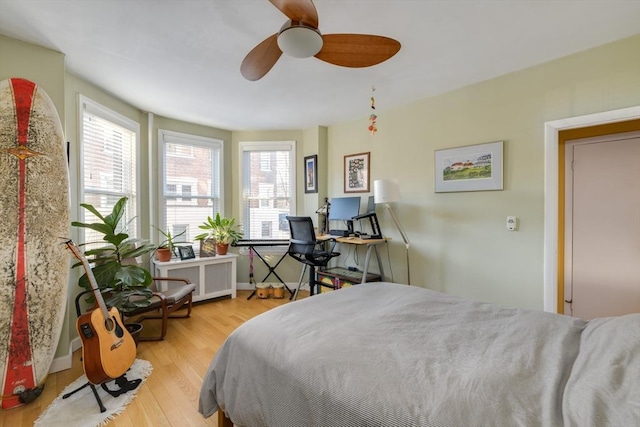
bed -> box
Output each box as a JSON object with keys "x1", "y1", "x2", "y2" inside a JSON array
[{"x1": 199, "y1": 282, "x2": 639, "y2": 426}]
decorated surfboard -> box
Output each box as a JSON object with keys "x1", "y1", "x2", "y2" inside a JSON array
[{"x1": 0, "y1": 78, "x2": 70, "y2": 409}]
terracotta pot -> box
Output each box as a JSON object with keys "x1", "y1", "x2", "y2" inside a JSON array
[
  {"x1": 156, "y1": 247, "x2": 172, "y2": 262},
  {"x1": 216, "y1": 243, "x2": 229, "y2": 255}
]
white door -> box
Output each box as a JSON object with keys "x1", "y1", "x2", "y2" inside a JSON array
[{"x1": 564, "y1": 131, "x2": 640, "y2": 319}]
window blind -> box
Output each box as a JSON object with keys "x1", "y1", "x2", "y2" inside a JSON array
[
  {"x1": 240, "y1": 142, "x2": 296, "y2": 240},
  {"x1": 80, "y1": 96, "x2": 139, "y2": 248},
  {"x1": 159, "y1": 130, "x2": 223, "y2": 247}
]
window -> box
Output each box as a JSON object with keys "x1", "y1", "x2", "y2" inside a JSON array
[
  {"x1": 79, "y1": 95, "x2": 139, "y2": 248},
  {"x1": 261, "y1": 221, "x2": 272, "y2": 238},
  {"x1": 240, "y1": 141, "x2": 296, "y2": 240},
  {"x1": 159, "y1": 130, "x2": 223, "y2": 246},
  {"x1": 181, "y1": 184, "x2": 192, "y2": 201},
  {"x1": 172, "y1": 223, "x2": 189, "y2": 240},
  {"x1": 260, "y1": 152, "x2": 272, "y2": 171}
]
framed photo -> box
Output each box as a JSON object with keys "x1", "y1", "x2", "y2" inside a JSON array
[
  {"x1": 435, "y1": 141, "x2": 504, "y2": 193},
  {"x1": 199, "y1": 238, "x2": 216, "y2": 257},
  {"x1": 344, "y1": 152, "x2": 370, "y2": 193},
  {"x1": 178, "y1": 245, "x2": 196, "y2": 260},
  {"x1": 304, "y1": 154, "x2": 318, "y2": 193}
]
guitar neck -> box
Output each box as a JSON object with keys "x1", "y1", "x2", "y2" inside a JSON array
[{"x1": 65, "y1": 240, "x2": 111, "y2": 319}]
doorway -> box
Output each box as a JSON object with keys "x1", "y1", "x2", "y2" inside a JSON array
[
  {"x1": 563, "y1": 132, "x2": 640, "y2": 319},
  {"x1": 543, "y1": 107, "x2": 640, "y2": 314}
]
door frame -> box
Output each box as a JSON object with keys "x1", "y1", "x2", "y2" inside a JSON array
[{"x1": 543, "y1": 106, "x2": 640, "y2": 313}]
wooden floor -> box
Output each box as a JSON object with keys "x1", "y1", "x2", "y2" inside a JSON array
[{"x1": 0, "y1": 290, "x2": 307, "y2": 426}]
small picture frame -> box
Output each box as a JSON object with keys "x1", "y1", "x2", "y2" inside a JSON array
[
  {"x1": 199, "y1": 238, "x2": 216, "y2": 257},
  {"x1": 178, "y1": 245, "x2": 196, "y2": 260},
  {"x1": 434, "y1": 141, "x2": 504, "y2": 192},
  {"x1": 304, "y1": 154, "x2": 318, "y2": 194},
  {"x1": 344, "y1": 152, "x2": 370, "y2": 193}
]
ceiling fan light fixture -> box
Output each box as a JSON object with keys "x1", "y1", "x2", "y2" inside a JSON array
[{"x1": 277, "y1": 22, "x2": 323, "y2": 58}]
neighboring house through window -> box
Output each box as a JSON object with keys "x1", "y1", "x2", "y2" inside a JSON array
[
  {"x1": 239, "y1": 141, "x2": 295, "y2": 240},
  {"x1": 159, "y1": 129, "x2": 223, "y2": 247},
  {"x1": 79, "y1": 95, "x2": 140, "y2": 248}
]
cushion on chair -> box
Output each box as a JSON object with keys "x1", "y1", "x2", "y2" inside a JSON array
[
  {"x1": 125, "y1": 283, "x2": 196, "y2": 314},
  {"x1": 161, "y1": 282, "x2": 197, "y2": 304}
]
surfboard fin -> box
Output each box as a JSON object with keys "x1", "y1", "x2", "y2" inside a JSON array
[{"x1": 18, "y1": 385, "x2": 44, "y2": 404}]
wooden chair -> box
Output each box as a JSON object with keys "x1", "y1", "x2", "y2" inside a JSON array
[{"x1": 126, "y1": 277, "x2": 197, "y2": 341}]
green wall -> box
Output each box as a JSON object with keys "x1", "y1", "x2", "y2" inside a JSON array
[
  {"x1": 2, "y1": 32, "x2": 639, "y2": 368},
  {"x1": 327, "y1": 34, "x2": 640, "y2": 309}
]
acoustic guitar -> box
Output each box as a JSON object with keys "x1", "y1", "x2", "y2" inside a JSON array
[{"x1": 65, "y1": 240, "x2": 137, "y2": 385}]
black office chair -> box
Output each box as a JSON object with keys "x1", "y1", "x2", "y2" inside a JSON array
[{"x1": 286, "y1": 216, "x2": 340, "y2": 299}]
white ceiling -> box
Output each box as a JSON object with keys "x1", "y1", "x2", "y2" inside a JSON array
[{"x1": 0, "y1": 1, "x2": 638, "y2": 131}]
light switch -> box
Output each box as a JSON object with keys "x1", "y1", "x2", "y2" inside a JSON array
[{"x1": 507, "y1": 216, "x2": 517, "y2": 231}]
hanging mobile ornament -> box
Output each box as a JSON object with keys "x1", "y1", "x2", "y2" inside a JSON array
[{"x1": 368, "y1": 86, "x2": 377, "y2": 135}]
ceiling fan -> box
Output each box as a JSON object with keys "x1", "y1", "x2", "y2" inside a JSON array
[{"x1": 240, "y1": 0, "x2": 401, "y2": 81}]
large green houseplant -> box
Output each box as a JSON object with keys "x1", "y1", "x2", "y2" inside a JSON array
[
  {"x1": 71, "y1": 196, "x2": 157, "y2": 312},
  {"x1": 195, "y1": 213, "x2": 243, "y2": 255}
]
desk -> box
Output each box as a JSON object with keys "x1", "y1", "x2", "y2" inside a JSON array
[
  {"x1": 318, "y1": 235, "x2": 389, "y2": 284},
  {"x1": 233, "y1": 239, "x2": 294, "y2": 300}
]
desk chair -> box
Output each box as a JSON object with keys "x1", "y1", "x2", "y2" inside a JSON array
[{"x1": 286, "y1": 216, "x2": 340, "y2": 299}]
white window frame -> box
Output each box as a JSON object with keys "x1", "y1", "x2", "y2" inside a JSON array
[
  {"x1": 158, "y1": 129, "x2": 224, "y2": 247},
  {"x1": 78, "y1": 94, "x2": 141, "y2": 243},
  {"x1": 239, "y1": 141, "x2": 296, "y2": 248}
]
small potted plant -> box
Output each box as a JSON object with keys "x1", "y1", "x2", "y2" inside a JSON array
[
  {"x1": 71, "y1": 197, "x2": 157, "y2": 340},
  {"x1": 195, "y1": 213, "x2": 243, "y2": 255},
  {"x1": 153, "y1": 227, "x2": 187, "y2": 262}
]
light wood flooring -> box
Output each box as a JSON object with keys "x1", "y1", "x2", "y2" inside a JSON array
[{"x1": 1, "y1": 290, "x2": 307, "y2": 426}]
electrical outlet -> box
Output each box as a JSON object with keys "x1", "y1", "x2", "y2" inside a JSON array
[{"x1": 506, "y1": 216, "x2": 517, "y2": 231}]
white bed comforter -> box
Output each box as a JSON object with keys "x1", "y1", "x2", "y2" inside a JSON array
[{"x1": 199, "y1": 282, "x2": 640, "y2": 427}]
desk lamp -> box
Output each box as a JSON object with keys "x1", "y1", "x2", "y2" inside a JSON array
[{"x1": 373, "y1": 179, "x2": 411, "y2": 285}]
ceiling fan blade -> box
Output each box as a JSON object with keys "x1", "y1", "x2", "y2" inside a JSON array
[
  {"x1": 269, "y1": 0, "x2": 319, "y2": 28},
  {"x1": 241, "y1": 34, "x2": 283, "y2": 81},
  {"x1": 315, "y1": 34, "x2": 401, "y2": 68}
]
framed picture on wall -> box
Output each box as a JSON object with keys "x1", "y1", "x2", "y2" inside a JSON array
[
  {"x1": 304, "y1": 154, "x2": 318, "y2": 193},
  {"x1": 344, "y1": 152, "x2": 370, "y2": 193},
  {"x1": 434, "y1": 141, "x2": 504, "y2": 192}
]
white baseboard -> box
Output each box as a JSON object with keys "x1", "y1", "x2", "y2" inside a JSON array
[{"x1": 49, "y1": 336, "x2": 81, "y2": 374}]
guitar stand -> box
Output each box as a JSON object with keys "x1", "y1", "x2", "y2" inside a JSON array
[
  {"x1": 62, "y1": 374, "x2": 142, "y2": 413},
  {"x1": 102, "y1": 375, "x2": 142, "y2": 397},
  {"x1": 63, "y1": 381, "x2": 106, "y2": 413},
  {"x1": 66, "y1": 289, "x2": 141, "y2": 413}
]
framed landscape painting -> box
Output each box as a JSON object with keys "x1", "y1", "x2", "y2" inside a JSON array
[{"x1": 435, "y1": 141, "x2": 504, "y2": 192}]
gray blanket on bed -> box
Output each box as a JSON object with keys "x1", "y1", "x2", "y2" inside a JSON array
[{"x1": 199, "y1": 282, "x2": 640, "y2": 427}]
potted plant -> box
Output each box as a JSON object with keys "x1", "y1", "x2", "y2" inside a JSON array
[
  {"x1": 195, "y1": 213, "x2": 243, "y2": 255},
  {"x1": 153, "y1": 227, "x2": 187, "y2": 262},
  {"x1": 71, "y1": 197, "x2": 157, "y2": 339}
]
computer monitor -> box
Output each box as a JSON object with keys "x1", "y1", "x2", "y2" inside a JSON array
[{"x1": 328, "y1": 196, "x2": 361, "y2": 235}]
